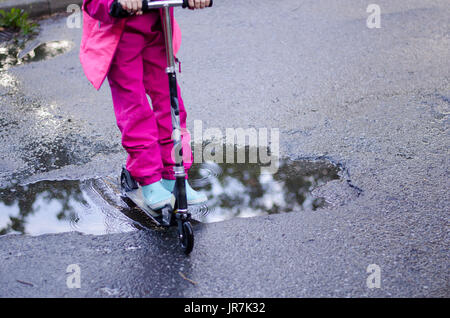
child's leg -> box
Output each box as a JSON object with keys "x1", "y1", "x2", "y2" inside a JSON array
[
  {"x1": 141, "y1": 21, "x2": 193, "y2": 180},
  {"x1": 107, "y1": 20, "x2": 164, "y2": 186}
]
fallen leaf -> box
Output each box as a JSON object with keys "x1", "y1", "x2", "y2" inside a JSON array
[{"x1": 179, "y1": 272, "x2": 197, "y2": 285}]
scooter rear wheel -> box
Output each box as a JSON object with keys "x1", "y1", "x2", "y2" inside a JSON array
[{"x1": 180, "y1": 221, "x2": 194, "y2": 255}]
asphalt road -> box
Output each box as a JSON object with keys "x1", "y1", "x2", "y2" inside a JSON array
[{"x1": 0, "y1": 0, "x2": 449, "y2": 297}]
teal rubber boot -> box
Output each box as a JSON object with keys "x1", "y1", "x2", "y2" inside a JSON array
[
  {"x1": 160, "y1": 179, "x2": 207, "y2": 205},
  {"x1": 142, "y1": 180, "x2": 175, "y2": 210}
]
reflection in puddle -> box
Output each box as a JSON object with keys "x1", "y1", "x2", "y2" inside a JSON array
[
  {"x1": 0, "y1": 156, "x2": 341, "y2": 236},
  {"x1": 0, "y1": 40, "x2": 74, "y2": 70},
  {"x1": 0, "y1": 180, "x2": 134, "y2": 236},
  {"x1": 188, "y1": 158, "x2": 340, "y2": 223}
]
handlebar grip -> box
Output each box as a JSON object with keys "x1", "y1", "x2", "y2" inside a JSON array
[
  {"x1": 109, "y1": 0, "x2": 130, "y2": 18},
  {"x1": 109, "y1": 0, "x2": 152, "y2": 17},
  {"x1": 109, "y1": 0, "x2": 213, "y2": 17},
  {"x1": 182, "y1": 0, "x2": 213, "y2": 8}
]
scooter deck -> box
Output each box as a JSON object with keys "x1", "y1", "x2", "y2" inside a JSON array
[{"x1": 123, "y1": 187, "x2": 165, "y2": 226}]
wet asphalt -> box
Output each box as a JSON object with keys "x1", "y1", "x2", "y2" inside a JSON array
[{"x1": 0, "y1": 0, "x2": 449, "y2": 297}]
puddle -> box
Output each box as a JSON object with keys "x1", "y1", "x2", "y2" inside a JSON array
[
  {"x1": 0, "y1": 40, "x2": 74, "y2": 70},
  {"x1": 0, "y1": 29, "x2": 15, "y2": 42},
  {"x1": 0, "y1": 180, "x2": 135, "y2": 236},
  {"x1": 0, "y1": 154, "x2": 342, "y2": 236}
]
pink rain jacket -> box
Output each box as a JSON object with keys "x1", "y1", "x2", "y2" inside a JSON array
[{"x1": 80, "y1": 0, "x2": 182, "y2": 90}]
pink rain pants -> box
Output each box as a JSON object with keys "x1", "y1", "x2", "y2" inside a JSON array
[{"x1": 107, "y1": 11, "x2": 192, "y2": 186}]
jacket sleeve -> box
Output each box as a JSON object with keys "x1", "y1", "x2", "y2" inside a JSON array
[{"x1": 83, "y1": 0, "x2": 118, "y2": 24}]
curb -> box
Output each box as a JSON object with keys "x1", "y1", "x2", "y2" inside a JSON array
[{"x1": 0, "y1": 0, "x2": 83, "y2": 18}]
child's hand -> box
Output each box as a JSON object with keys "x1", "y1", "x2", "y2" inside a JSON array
[
  {"x1": 119, "y1": 0, "x2": 143, "y2": 15},
  {"x1": 187, "y1": 0, "x2": 211, "y2": 10}
]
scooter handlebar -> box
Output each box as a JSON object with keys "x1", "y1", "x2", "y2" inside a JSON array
[{"x1": 110, "y1": 0, "x2": 213, "y2": 18}]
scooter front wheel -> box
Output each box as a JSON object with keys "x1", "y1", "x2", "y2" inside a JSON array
[{"x1": 179, "y1": 221, "x2": 194, "y2": 255}]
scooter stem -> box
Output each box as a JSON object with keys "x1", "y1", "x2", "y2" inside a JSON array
[
  {"x1": 162, "y1": 6, "x2": 176, "y2": 73},
  {"x1": 161, "y1": 6, "x2": 188, "y2": 212}
]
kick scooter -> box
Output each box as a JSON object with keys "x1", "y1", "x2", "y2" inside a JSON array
[{"x1": 110, "y1": 0, "x2": 213, "y2": 255}]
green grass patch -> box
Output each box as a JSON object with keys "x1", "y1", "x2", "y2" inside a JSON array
[{"x1": 0, "y1": 8, "x2": 38, "y2": 35}]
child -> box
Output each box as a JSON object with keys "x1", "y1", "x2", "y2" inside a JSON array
[{"x1": 80, "y1": 0, "x2": 209, "y2": 209}]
